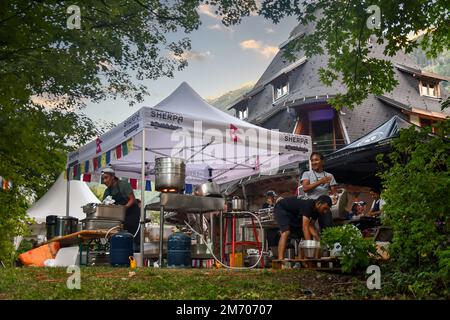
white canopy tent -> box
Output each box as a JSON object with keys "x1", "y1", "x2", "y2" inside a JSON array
[
  {"x1": 27, "y1": 172, "x2": 100, "y2": 223},
  {"x1": 66, "y1": 82, "x2": 312, "y2": 264}
]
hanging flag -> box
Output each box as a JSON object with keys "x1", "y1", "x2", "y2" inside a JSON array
[
  {"x1": 73, "y1": 164, "x2": 78, "y2": 179},
  {"x1": 80, "y1": 162, "x2": 85, "y2": 175},
  {"x1": 130, "y1": 178, "x2": 138, "y2": 190},
  {"x1": 76, "y1": 164, "x2": 82, "y2": 180},
  {"x1": 93, "y1": 157, "x2": 98, "y2": 171},
  {"x1": 127, "y1": 139, "x2": 133, "y2": 154},
  {"x1": 145, "y1": 180, "x2": 151, "y2": 191},
  {"x1": 122, "y1": 141, "x2": 128, "y2": 156},
  {"x1": 96, "y1": 137, "x2": 102, "y2": 153},
  {"x1": 106, "y1": 150, "x2": 111, "y2": 165},
  {"x1": 97, "y1": 155, "x2": 102, "y2": 169},
  {"x1": 85, "y1": 160, "x2": 90, "y2": 173},
  {"x1": 83, "y1": 174, "x2": 91, "y2": 182},
  {"x1": 229, "y1": 124, "x2": 239, "y2": 143},
  {"x1": 116, "y1": 144, "x2": 122, "y2": 159},
  {"x1": 101, "y1": 153, "x2": 107, "y2": 168},
  {"x1": 65, "y1": 168, "x2": 69, "y2": 180}
]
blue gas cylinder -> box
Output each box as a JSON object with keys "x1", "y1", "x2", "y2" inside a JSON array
[
  {"x1": 110, "y1": 230, "x2": 134, "y2": 267},
  {"x1": 167, "y1": 232, "x2": 191, "y2": 268}
]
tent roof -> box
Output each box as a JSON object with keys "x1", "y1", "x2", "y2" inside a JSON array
[
  {"x1": 27, "y1": 173, "x2": 100, "y2": 223},
  {"x1": 154, "y1": 82, "x2": 260, "y2": 129},
  {"x1": 67, "y1": 82, "x2": 312, "y2": 185},
  {"x1": 321, "y1": 115, "x2": 414, "y2": 186}
]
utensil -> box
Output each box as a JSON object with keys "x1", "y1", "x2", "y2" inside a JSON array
[
  {"x1": 155, "y1": 157, "x2": 186, "y2": 193},
  {"x1": 81, "y1": 218, "x2": 122, "y2": 230},
  {"x1": 298, "y1": 240, "x2": 321, "y2": 259},
  {"x1": 84, "y1": 204, "x2": 126, "y2": 221},
  {"x1": 231, "y1": 196, "x2": 246, "y2": 211},
  {"x1": 194, "y1": 182, "x2": 222, "y2": 197}
]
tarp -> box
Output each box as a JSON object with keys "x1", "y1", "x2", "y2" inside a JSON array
[
  {"x1": 322, "y1": 115, "x2": 413, "y2": 186},
  {"x1": 67, "y1": 82, "x2": 312, "y2": 185},
  {"x1": 27, "y1": 172, "x2": 100, "y2": 223}
]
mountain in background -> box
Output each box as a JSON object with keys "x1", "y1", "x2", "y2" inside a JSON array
[
  {"x1": 206, "y1": 82, "x2": 254, "y2": 115},
  {"x1": 410, "y1": 48, "x2": 450, "y2": 91}
]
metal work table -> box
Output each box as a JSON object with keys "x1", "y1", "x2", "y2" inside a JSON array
[{"x1": 145, "y1": 193, "x2": 225, "y2": 267}]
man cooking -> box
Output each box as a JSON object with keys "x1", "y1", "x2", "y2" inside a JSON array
[
  {"x1": 274, "y1": 195, "x2": 333, "y2": 260},
  {"x1": 262, "y1": 190, "x2": 280, "y2": 209},
  {"x1": 102, "y1": 166, "x2": 141, "y2": 251}
]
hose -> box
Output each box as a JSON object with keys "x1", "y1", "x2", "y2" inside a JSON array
[{"x1": 184, "y1": 211, "x2": 265, "y2": 270}]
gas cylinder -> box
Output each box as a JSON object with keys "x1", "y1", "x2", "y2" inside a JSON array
[
  {"x1": 167, "y1": 232, "x2": 191, "y2": 268},
  {"x1": 110, "y1": 230, "x2": 134, "y2": 267}
]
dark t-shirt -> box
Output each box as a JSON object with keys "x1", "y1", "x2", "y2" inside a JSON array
[
  {"x1": 278, "y1": 197, "x2": 318, "y2": 222},
  {"x1": 103, "y1": 179, "x2": 134, "y2": 205}
]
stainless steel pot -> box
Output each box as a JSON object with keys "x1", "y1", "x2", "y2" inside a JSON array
[
  {"x1": 194, "y1": 182, "x2": 221, "y2": 197},
  {"x1": 298, "y1": 240, "x2": 321, "y2": 259},
  {"x1": 245, "y1": 253, "x2": 271, "y2": 268},
  {"x1": 49, "y1": 216, "x2": 78, "y2": 238},
  {"x1": 83, "y1": 204, "x2": 126, "y2": 221},
  {"x1": 81, "y1": 218, "x2": 122, "y2": 230},
  {"x1": 231, "y1": 196, "x2": 246, "y2": 211},
  {"x1": 155, "y1": 157, "x2": 186, "y2": 193}
]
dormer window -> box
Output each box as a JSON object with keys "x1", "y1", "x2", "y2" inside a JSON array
[
  {"x1": 273, "y1": 81, "x2": 289, "y2": 101},
  {"x1": 238, "y1": 108, "x2": 248, "y2": 120},
  {"x1": 419, "y1": 80, "x2": 440, "y2": 98}
]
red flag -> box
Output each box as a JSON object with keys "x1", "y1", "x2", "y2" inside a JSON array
[
  {"x1": 229, "y1": 124, "x2": 239, "y2": 143},
  {"x1": 130, "y1": 179, "x2": 138, "y2": 190},
  {"x1": 116, "y1": 144, "x2": 122, "y2": 159},
  {"x1": 93, "y1": 157, "x2": 98, "y2": 171},
  {"x1": 83, "y1": 174, "x2": 91, "y2": 182},
  {"x1": 96, "y1": 137, "x2": 102, "y2": 153}
]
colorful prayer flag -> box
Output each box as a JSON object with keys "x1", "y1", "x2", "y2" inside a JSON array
[
  {"x1": 145, "y1": 180, "x2": 151, "y2": 191},
  {"x1": 116, "y1": 144, "x2": 122, "y2": 159},
  {"x1": 130, "y1": 178, "x2": 138, "y2": 190}
]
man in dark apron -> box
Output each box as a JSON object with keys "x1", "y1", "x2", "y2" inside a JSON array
[{"x1": 102, "y1": 167, "x2": 140, "y2": 251}]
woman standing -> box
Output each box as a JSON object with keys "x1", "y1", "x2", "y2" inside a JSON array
[{"x1": 300, "y1": 152, "x2": 338, "y2": 229}]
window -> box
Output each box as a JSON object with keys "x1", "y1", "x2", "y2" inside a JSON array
[
  {"x1": 273, "y1": 81, "x2": 289, "y2": 101},
  {"x1": 419, "y1": 80, "x2": 440, "y2": 98},
  {"x1": 238, "y1": 108, "x2": 248, "y2": 120}
]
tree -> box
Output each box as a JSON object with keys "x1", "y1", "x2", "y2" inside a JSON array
[
  {"x1": 0, "y1": 0, "x2": 256, "y2": 264},
  {"x1": 377, "y1": 119, "x2": 450, "y2": 298}
]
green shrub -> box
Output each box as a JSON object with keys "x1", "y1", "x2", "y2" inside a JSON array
[
  {"x1": 321, "y1": 224, "x2": 377, "y2": 273},
  {"x1": 378, "y1": 118, "x2": 450, "y2": 299}
]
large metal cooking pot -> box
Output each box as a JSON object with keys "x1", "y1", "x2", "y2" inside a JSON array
[
  {"x1": 81, "y1": 218, "x2": 122, "y2": 230},
  {"x1": 83, "y1": 203, "x2": 126, "y2": 221},
  {"x1": 155, "y1": 157, "x2": 186, "y2": 193},
  {"x1": 194, "y1": 182, "x2": 221, "y2": 197},
  {"x1": 298, "y1": 240, "x2": 321, "y2": 259},
  {"x1": 48, "y1": 216, "x2": 79, "y2": 238},
  {"x1": 231, "y1": 196, "x2": 246, "y2": 211},
  {"x1": 245, "y1": 252, "x2": 271, "y2": 268}
]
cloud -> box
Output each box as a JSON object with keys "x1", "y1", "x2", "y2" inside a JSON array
[
  {"x1": 265, "y1": 27, "x2": 275, "y2": 34},
  {"x1": 207, "y1": 24, "x2": 222, "y2": 30},
  {"x1": 239, "y1": 39, "x2": 279, "y2": 58},
  {"x1": 170, "y1": 50, "x2": 212, "y2": 62},
  {"x1": 198, "y1": 4, "x2": 219, "y2": 19}
]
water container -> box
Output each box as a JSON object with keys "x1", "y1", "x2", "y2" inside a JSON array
[
  {"x1": 167, "y1": 232, "x2": 191, "y2": 268},
  {"x1": 110, "y1": 230, "x2": 134, "y2": 267}
]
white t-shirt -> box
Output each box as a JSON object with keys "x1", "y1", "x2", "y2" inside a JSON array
[{"x1": 300, "y1": 170, "x2": 337, "y2": 199}]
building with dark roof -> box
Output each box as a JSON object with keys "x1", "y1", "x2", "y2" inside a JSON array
[{"x1": 229, "y1": 20, "x2": 450, "y2": 155}]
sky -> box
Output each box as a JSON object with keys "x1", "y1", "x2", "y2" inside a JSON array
[{"x1": 83, "y1": 6, "x2": 299, "y2": 125}]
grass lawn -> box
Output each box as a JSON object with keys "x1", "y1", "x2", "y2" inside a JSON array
[{"x1": 0, "y1": 267, "x2": 407, "y2": 300}]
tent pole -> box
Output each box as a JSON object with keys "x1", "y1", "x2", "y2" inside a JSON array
[
  {"x1": 140, "y1": 130, "x2": 145, "y2": 268},
  {"x1": 66, "y1": 169, "x2": 70, "y2": 217}
]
